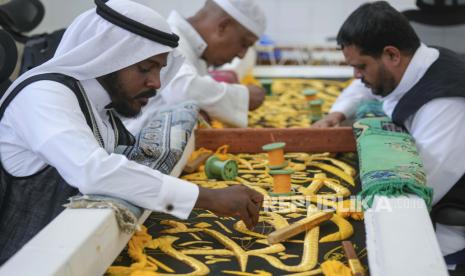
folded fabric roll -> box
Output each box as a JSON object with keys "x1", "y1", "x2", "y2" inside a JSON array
[
  {"x1": 354, "y1": 115, "x2": 433, "y2": 209},
  {"x1": 115, "y1": 101, "x2": 199, "y2": 174},
  {"x1": 66, "y1": 101, "x2": 200, "y2": 232}
]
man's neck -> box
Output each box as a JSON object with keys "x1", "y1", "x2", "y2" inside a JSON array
[{"x1": 394, "y1": 54, "x2": 414, "y2": 87}]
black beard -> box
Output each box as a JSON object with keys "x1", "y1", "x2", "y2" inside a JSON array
[
  {"x1": 97, "y1": 72, "x2": 156, "y2": 118},
  {"x1": 369, "y1": 66, "x2": 395, "y2": 97},
  {"x1": 371, "y1": 87, "x2": 388, "y2": 97},
  {"x1": 134, "y1": 89, "x2": 157, "y2": 100}
]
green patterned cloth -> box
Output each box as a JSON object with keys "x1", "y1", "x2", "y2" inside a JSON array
[
  {"x1": 353, "y1": 115, "x2": 433, "y2": 209},
  {"x1": 355, "y1": 100, "x2": 386, "y2": 119}
]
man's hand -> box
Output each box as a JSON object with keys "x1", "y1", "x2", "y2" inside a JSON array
[
  {"x1": 312, "y1": 112, "x2": 346, "y2": 128},
  {"x1": 247, "y1": 85, "x2": 265, "y2": 111},
  {"x1": 195, "y1": 185, "x2": 263, "y2": 229}
]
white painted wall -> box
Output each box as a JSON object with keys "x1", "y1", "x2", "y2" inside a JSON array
[
  {"x1": 33, "y1": 0, "x2": 415, "y2": 44},
  {"x1": 30, "y1": 0, "x2": 464, "y2": 52},
  {"x1": 260, "y1": 0, "x2": 416, "y2": 45}
]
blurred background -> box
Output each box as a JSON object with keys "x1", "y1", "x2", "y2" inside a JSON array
[{"x1": 25, "y1": 0, "x2": 465, "y2": 52}]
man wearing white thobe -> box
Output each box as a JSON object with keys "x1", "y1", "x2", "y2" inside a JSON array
[{"x1": 125, "y1": 0, "x2": 267, "y2": 133}]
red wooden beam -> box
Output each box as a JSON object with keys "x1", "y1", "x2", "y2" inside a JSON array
[{"x1": 195, "y1": 127, "x2": 356, "y2": 153}]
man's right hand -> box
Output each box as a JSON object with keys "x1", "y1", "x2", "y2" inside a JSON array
[
  {"x1": 195, "y1": 185, "x2": 263, "y2": 229},
  {"x1": 312, "y1": 112, "x2": 346, "y2": 128},
  {"x1": 247, "y1": 85, "x2": 265, "y2": 111}
]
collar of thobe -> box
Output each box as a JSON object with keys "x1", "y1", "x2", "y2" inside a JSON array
[
  {"x1": 167, "y1": 10, "x2": 207, "y2": 58},
  {"x1": 381, "y1": 43, "x2": 439, "y2": 117},
  {"x1": 80, "y1": 78, "x2": 112, "y2": 115}
]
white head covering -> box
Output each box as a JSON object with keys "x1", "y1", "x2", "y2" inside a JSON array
[
  {"x1": 213, "y1": 0, "x2": 266, "y2": 37},
  {"x1": 1, "y1": 0, "x2": 184, "y2": 105}
]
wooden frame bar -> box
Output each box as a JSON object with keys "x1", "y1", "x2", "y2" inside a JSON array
[{"x1": 195, "y1": 127, "x2": 356, "y2": 153}]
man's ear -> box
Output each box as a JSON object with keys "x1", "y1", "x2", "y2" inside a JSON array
[
  {"x1": 217, "y1": 16, "x2": 234, "y2": 36},
  {"x1": 383, "y1": 46, "x2": 401, "y2": 65}
]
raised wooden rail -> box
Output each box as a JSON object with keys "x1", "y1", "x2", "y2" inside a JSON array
[{"x1": 195, "y1": 127, "x2": 356, "y2": 153}]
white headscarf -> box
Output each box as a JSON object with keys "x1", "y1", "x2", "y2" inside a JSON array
[
  {"x1": 213, "y1": 0, "x2": 266, "y2": 37},
  {"x1": 1, "y1": 0, "x2": 184, "y2": 106}
]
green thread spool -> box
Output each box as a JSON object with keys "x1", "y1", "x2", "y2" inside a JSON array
[
  {"x1": 262, "y1": 142, "x2": 287, "y2": 169},
  {"x1": 268, "y1": 169, "x2": 295, "y2": 196},
  {"x1": 260, "y1": 78, "x2": 273, "y2": 95},
  {"x1": 268, "y1": 161, "x2": 289, "y2": 170},
  {"x1": 309, "y1": 99, "x2": 324, "y2": 122},
  {"x1": 302, "y1": 89, "x2": 318, "y2": 116},
  {"x1": 205, "y1": 156, "x2": 238, "y2": 180},
  {"x1": 303, "y1": 89, "x2": 318, "y2": 102}
]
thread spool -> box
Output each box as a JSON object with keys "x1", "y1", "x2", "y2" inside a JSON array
[
  {"x1": 204, "y1": 156, "x2": 238, "y2": 181},
  {"x1": 303, "y1": 89, "x2": 318, "y2": 102},
  {"x1": 269, "y1": 169, "x2": 294, "y2": 196},
  {"x1": 301, "y1": 89, "x2": 318, "y2": 116},
  {"x1": 309, "y1": 99, "x2": 324, "y2": 122},
  {"x1": 262, "y1": 142, "x2": 287, "y2": 169},
  {"x1": 260, "y1": 78, "x2": 273, "y2": 95}
]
